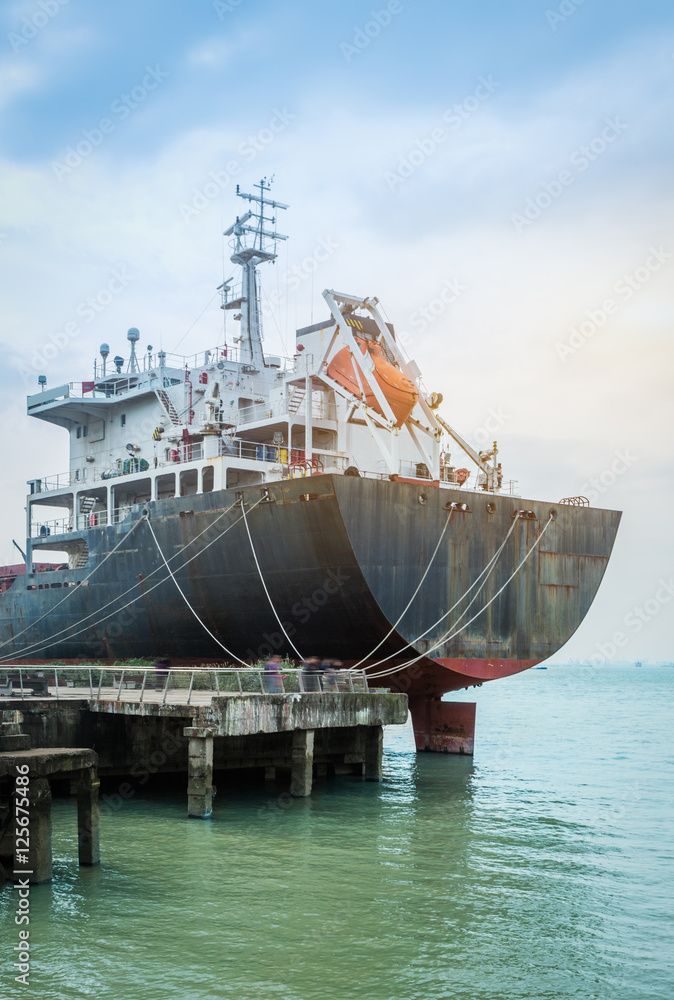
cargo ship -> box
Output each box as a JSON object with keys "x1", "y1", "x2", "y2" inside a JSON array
[{"x1": 0, "y1": 180, "x2": 621, "y2": 752}]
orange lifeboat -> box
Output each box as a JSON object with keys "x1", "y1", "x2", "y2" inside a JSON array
[{"x1": 326, "y1": 336, "x2": 418, "y2": 427}]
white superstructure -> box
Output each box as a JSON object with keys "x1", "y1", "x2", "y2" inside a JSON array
[{"x1": 25, "y1": 179, "x2": 511, "y2": 549}]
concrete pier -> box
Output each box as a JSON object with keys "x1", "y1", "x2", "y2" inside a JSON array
[
  {"x1": 0, "y1": 748, "x2": 100, "y2": 884},
  {"x1": 3, "y1": 688, "x2": 407, "y2": 819}
]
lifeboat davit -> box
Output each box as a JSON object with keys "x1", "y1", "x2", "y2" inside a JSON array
[{"x1": 326, "y1": 336, "x2": 418, "y2": 427}]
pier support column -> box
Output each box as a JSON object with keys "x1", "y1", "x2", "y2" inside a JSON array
[
  {"x1": 184, "y1": 727, "x2": 216, "y2": 819},
  {"x1": 76, "y1": 767, "x2": 100, "y2": 866},
  {"x1": 409, "y1": 697, "x2": 475, "y2": 754},
  {"x1": 364, "y1": 726, "x2": 384, "y2": 781},
  {"x1": 26, "y1": 778, "x2": 52, "y2": 884},
  {"x1": 290, "y1": 729, "x2": 314, "y2": 797}
]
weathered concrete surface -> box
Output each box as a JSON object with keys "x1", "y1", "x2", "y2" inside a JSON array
[
  {"x1": 210, "y1": 692, "x2": 405, "y2": 736},
  {"x1": 364, "y1": 727, "x2": 384, "y2": 781},
  {"x1": 185, "y1": 728, "x2": 216, "y2": 819},
  {"x1": 0, "y1": 733, "x2": 31, "y2": 751},
  {"x1": 10, "y1": 694, "x2": 407, "y2": 774},
  {"x1": 0, "y1": 747, "x2": 97, "y2": 778},
  {"x1": 0, "y1": 718, "x2": 31, "y2": 751},
  {"x1": 75, "y1": 766, "x2": 100, "y2": 865},
  {"x1": 1, "y1": 711, "x2": 30, "y2": 751},
  {"x1": 28, "y1": 777, "x2": 52, "y2": 884},
  {"x1": 79, "y1": 691, "x2": 406, "y2": 735},
  {"x1": 5, "y1": 701, "x2": 85, "y2": 757},
  {"x1": 12, "y1": 700, "x2": 189, "y2": 776},
  {"x1": 290, "y1": 729, "x2": 314, "y2": 798},
  {"x1": 0, "y1": 749, "x2": 99, "y2": 884},
  {"x1": 4, "y1": 694, "x2": 407, "y2": 816}
]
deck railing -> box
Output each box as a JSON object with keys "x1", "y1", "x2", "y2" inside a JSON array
[
  {"x1": 29, "y1": 462, "x2": 519, "y2": 530},
  {"x1": 237, "y1": 398, "x2": 338, "y2": 425},
  {"x1": 32, "y1": 434, "x2": 339, "y2": 498},
  {"x1": 0, "y1": 666, "x2": 371, "y2": 704},
  {"x1": 31, "y1": 517, "x2": 72, "y2": 538}
]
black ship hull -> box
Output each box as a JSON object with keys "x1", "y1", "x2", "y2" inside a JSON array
[{"x1": 1, "y1": 477, "x2": 620, "y2": 697}]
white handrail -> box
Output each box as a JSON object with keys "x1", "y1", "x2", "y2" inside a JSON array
[{"x1": 0, "y1": 666, "x2": 372, "y2": 701}]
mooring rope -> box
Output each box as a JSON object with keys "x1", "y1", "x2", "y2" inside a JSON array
[
  {"x1": 0, "y1": 498, "x2": 251, "y2": 662},
  {"x1": 239, "y1": 497, "x2": 304, "y2": 659},
  {"x1": 0, "y1": 515, "x2": 144, "y2": 652},
  {"x1": 145, "y1": 517, "x2": 248, "y2": 665},
  {"x1": 366, "y1": 514, "x2": 554, "y2": 679},
  {"x1": 349, "y1": 507, "x2": 454, "y2": 670},
  {"x1": 360, "y1": 513, "x2": 522, "y2": 673}
]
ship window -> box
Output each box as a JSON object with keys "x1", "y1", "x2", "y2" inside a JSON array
[
  {"x1": 121, "y1": 414, "x2": 126, "y2": 427},
  {"x1": 89, "y1": 419, "x2": 105, "y2": 442},
  {"x1": 76, "y1": 427, "x2": 82, "y2": 439},
  {"x1": 83, "y1": 425, "x2": 88, "y2": 437},
  {"x1": 156, "y1": 473, "x2": 176, "y2": 500},
  {"x1": 202, "y1": 466, "x2": 214, "y2": 493},
  {"x1": 179, "y1": 469, "x2": 198, "y2": 497}
]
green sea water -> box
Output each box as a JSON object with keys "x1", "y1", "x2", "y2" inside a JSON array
[{"x1": 2, "y1": 665, "x2": 672, "y2": 1000}]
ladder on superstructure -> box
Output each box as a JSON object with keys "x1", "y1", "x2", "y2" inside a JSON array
[
  {"x1": 288, "y1": 387, "x2": 306, "y2": 413},
  {"x1": 155, "y1": 389, "x2": 181, "y2": 425}
]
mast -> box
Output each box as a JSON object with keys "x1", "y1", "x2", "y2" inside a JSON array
[{"x1": 224, "y1": 177, "x2": 288, "y2": 369}]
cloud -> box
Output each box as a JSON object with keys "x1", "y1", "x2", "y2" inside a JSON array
[
  {"x1": 185, "y1": 37, "x2": 234, "y2": 67},
  {"x1": 0, "y1": 58, "x2": 41, "y2": 111},
  {"x1": 0, "y1": 7, "x2": 672, "y2": 659}
]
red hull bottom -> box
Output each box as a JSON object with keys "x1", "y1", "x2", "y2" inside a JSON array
[
  {"x1": 409, "y1": 698, "x2": 476, "y2": 754},
  {"x1": 432, "y1": 657, "x2": 540, "y2": 682},
  {"x1": 385, "y1": 658, "x2": 541, "y2": 755}
]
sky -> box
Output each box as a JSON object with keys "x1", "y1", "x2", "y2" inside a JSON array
[{"x1": 0, "y1": 0, "x2": 672, "y2": 663}]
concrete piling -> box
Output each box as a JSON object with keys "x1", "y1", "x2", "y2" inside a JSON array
[
  {"x1": 76, "y1": 767, "x2": 100, "y2": 866},
  {"x1": 27, "y1": 777, "x2": 53, "y2": 884},
  {"x1": 185, "y1": 727, "x2": 215, "y2": 819},
  {"x1": 290, "y1": 729, "x2": 314, "y2": 797},
  {"x1": 364, "y1": 726, "x2": 384, "y2": 781},
  {"x1": 1, "y1": 748, "x2": 100, "y2": 885}
]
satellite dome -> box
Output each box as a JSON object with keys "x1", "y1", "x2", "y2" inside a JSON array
[
  {"x1": 127, "y1": 327, "x2": 140, "y2": 342},
  {"x1": 100, "y1": 343, "x2": 110, "y2": 357}
]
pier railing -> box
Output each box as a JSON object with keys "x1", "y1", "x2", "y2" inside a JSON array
[{"x1": 0, "y1": 666, "x2": 371, "y2": 705}]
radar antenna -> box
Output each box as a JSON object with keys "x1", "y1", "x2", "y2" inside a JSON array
[
  {"x1": 223, "y1": 177, "x2": 288, "y2": 369},
  {"x1": 126, "y1": 327, "x2": 140, "y2": 373}
]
